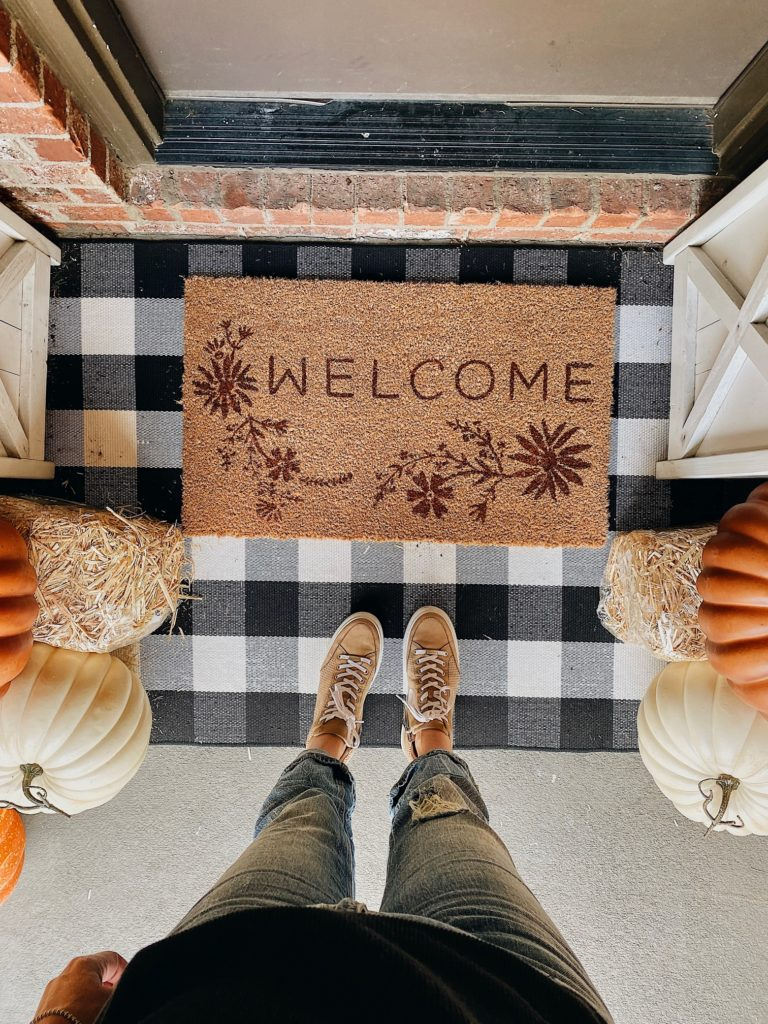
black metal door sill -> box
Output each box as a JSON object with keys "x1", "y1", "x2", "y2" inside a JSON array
[{"x1": 158, "y1": 100, "x2": 716, "y2": 174}]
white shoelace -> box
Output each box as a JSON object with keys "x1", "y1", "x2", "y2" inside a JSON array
[
  {"x1": 398, "y1": 648, "x2": 450, "y2": 725},
  {"x1": 319, "y1": 652, "x2": 371, "y2": 749}
]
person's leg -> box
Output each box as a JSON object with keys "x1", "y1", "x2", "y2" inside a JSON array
[
  {"x1": 172, "y1": 611, "x2": 384, "y2": 935},
  {"x1": 381, "y1": 607, "x2": 611, "y2": 1021},
  {"x1": 171, "y1": 750, "x2": 355, "y2": 934}
]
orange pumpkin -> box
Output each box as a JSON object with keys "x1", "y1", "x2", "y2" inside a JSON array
[
  {"x1": 0, "y1": 518, "x2": 37, "y2": 686},
  {"x1": 697, "y1": 482, "x2": 768, "y2": 712},
  {"x1": 0, "y1": 807, "x2": 25, "y2": 903}
]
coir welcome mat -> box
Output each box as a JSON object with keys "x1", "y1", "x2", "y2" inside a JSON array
[{"x1": 183, "y1": 278, "x2": 615, "y2": 547}]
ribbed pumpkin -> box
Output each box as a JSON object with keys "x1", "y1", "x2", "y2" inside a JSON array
[
  {"x1": 0, "y1": 807, "x2": 24, "y2": 902},
  {"x1": 638, "y1": 661, "x2": 768, "y2": 835},
  {"x1": 697, "y1": 482, "x2": 768, "y2": 712},
  {"x1": 0, "y1": 643, "x2": 151, "y2": 816},
  {"x1": 0, "y1": 518, "x2": 37, "y2": 686}
]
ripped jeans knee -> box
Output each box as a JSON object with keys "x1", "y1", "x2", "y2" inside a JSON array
[{"x1": 406, "y1": 775, "x2": 479, "y2": 824}]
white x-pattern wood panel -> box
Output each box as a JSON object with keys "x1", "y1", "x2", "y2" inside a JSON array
[
  {"x1": 0, "y1": 203, "x2": 59, "y2": 479},
  {"x1": 657, "y1": 159, "x2": 768, "y2": 480}
]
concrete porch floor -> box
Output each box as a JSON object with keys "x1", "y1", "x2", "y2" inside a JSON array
[{"x1": 1, "y1": 746, "x2": 766, "y2": 1024}]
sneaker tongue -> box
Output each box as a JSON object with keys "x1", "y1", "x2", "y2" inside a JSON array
[
  {"x1": 415, "y1": 651, "x2": 447, "y2": 704},
  {"x1": 418, "y1": 680, "x2": 440, "y2": 704},
  {"x1": 314, "y1": 717, "x2": 349, "y2": 742}
]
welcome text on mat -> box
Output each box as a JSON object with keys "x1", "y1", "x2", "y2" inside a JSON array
[{"x1": 263, "y1": 357, "x2": 595, "y2": 403}]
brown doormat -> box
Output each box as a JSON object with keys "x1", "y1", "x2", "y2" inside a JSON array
[{"x1": 183, "y1": 278, "x2": 615, "y2": 547}]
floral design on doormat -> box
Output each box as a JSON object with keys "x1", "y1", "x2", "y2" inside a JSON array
[
  {"x1": 373, "y1": 419, "x2": 592, "y2": 523},
  {"x1": 192, "y1": 320, "x2": 259, "y2": 418},
  {"x1": 191, "y1": 320, "x2": 352, "y2": 521}
]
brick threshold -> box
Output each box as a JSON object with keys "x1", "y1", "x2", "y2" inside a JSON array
[{"x1": 29, "y1": 166, "x2": 730, "y2": 244}]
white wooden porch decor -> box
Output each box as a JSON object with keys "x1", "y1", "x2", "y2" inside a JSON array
[
  {"x1": 0, "y1": 201, "x2": 60, "y2": 479},
  {"x1": 658, "y1": 160, "x2": 768, "y2": 480}
]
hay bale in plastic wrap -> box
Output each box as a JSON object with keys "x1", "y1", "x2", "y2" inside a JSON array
[
  {"x1": 0, "y1": 497, "x2": 192, "y2": 653},
  {"x1": 597, "y1": 526, "x2": 716, "y2": 661}
]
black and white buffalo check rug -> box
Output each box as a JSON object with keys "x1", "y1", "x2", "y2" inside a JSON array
[{"x1": 25, "y1": 241, "x2": 752, "y2": 750}]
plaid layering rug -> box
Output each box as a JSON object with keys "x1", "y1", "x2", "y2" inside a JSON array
[{"x1": 26, "y1": 241, "x2": 752, "y2": 751}]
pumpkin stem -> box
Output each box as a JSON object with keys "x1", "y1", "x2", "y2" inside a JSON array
[
  {"x1": 698, "y1": 774, "x2": 744, "y2": 836},
  {"x1": 15, "y1": 763, "x2": 71, "y2": 818}
]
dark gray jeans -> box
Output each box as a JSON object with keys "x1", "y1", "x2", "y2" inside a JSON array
[{"x1": 173, "y1": 749, "x2": 613, "y2": 1022}]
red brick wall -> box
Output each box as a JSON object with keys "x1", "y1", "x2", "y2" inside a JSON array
[
  {"x1": 0, "y1": 1, "x2": 732, "y2": 244},
  {"x1": 117, "y1": 167, "x2": 729, "y2": 243}
]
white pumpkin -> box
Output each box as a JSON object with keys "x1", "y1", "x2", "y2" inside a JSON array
[
  {"x1": 638, "y1": 661, "x2": 768, "y2": 835},
  {"x1": 0, "y1": 643, "x2": 151, "y2": 816}
]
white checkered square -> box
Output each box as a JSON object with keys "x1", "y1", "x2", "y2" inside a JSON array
[
  {"x1": 508, "y1": 547, "x2": 562, "y2": 586},
  {"x1": 616, "y1": 305, "x2": 672, "y2": 363},
  {"x1": 507, "y1": 640, "x2": 562, "y2": 697},
  {"x1": 298, "y1": 636, "x2": 331, "y2": 694},
  {"x1": 81, "y1": 298, "x2": 135, "y2": 355},
  {"x1": 613, "y1": 643, "x2": 662, "y2": 699},
  {"x1": 403, "y1": 542, "x2": 456, "y2": 584},
  {"x1": 192, "y1": 635, "x2": 247, "y2": 692},
  {"x1": 189, "y1": 537, "x2": 246, "y2": 580},
  {"x1": 615, "y1": 418, "x2": 669, "y2": 476},
  {"x1": 298, "y1": 539, "x2": 352, "y2": 581}
]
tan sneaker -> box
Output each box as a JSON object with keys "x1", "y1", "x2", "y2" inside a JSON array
[
  {"x1": 400, "y1": 606, "x2": 461, "y2": 761},
  {"x1": 306, "y1": 611, "x2": 383, "y2": 762}
]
